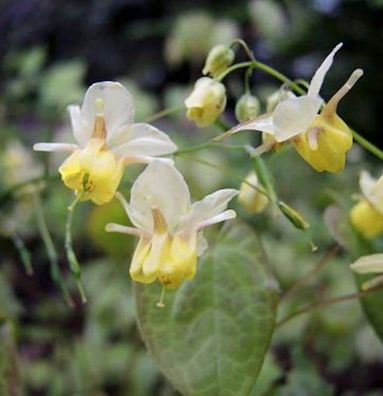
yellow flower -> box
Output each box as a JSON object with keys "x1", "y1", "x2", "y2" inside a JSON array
[
  {"x1": 185, "y1": 77, "x2": 226, "y2": 127},
  {"x1": 238, "y1": 171, "x2": 269, "y2": 214},
  {"x1": 106, "y1": 160, "x2": 238, "y2": 288},
  {"x1": 202, "y1": 44, "x2": 235, "y2": 78},
  {"x1": 350, "y1": 171, "x2": 383, "y2": 238},
  {"x1": 34, "y1": 82, "x2": 177, "y2": 204},
  {"x1": 293, "y1": 113, "x2": 352, "y2": 173},
  {"x1": 229, "y1": 43, "x2": 363, "y2": 173}
]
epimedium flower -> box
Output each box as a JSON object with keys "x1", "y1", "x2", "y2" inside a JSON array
[
  {"x1": 350, "y1": 254, "x2": 383, "y2": 290},
  {"x1": 228, "y1": 43, "x2": 364, "y2": 173},
  {"x1": 185, "y1": 77, "x2": 226, "y2": 127},
  {"x1": 33, "y1": 81, "x2": 177, "y2": 205},
  {"x1": 350, "y1": 171, "x2": 383, "y2": 238},
  {"x1": 106, "y1": 160, "x2": 238, "y2": 289}
]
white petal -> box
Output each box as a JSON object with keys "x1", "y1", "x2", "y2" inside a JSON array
[
  {"x1": 307, "y1": 43, "x2": 343, "y2": 98},
  {"x1": 350, "y1": 253, "x2": 383, "y2": 274},
  {"x1": 359, "y1": 170, "x2": 376, "y2": 199},
  {"x1": 109, "y1": 123, "x2": 177, "y2": 157},
  {"x1": 81, "y1": 81, "x2": 134, "y2": 137},
  {"x1": 197, "y1": 209, "x2": 236, "y2": 230},
  {"x1": 33, "y1": 143, "x2": 78, "y2": 152},
  {"x1": 197, "y1": 233, "x2": 209, "y2": 256},
  {"x1": 68, "y1": 105, "x2": 91, "y2": 146},
  {"x1": 179, "y1": 188, "x2": 238, "y2": 232},
  {"x1": 123, "y1": 155, "x2": 174, "y2": 166},
  {"x1": 273, "y1": 95, "x2": 322, "y2": 142},
  {"x1": 128, "y1": 160, "x2": 191, "y2": 233},
  {"x1": 105, "y1": 223, "x2": 147, "y2": 238},
  {"x1": 230, "y1": 114, "x2": 275, "y2": 135}
]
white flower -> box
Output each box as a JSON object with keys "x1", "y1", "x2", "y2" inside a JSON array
[
  {"x1": 350, "y1": 253, "x2": 383, "y2": 290},
  {"x1": 230, "y1": 43, "x2": 362, "y2": 143},
  {"x1": 33, "y1": 81, "x2": 177, "y2": 204},
  {"x1": 359, "y1": 171, "x2": 383, "y2": 214},
  {"x1": 106, "y1": 160, "x2": 238, "y2": 288}
]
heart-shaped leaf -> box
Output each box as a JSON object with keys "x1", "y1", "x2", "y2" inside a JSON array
[{"x1": 134, "y1": 221, "x2": 279, "y2": 396}]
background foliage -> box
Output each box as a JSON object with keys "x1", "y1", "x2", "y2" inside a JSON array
[{"x1": 0, "y1": 0, "x2": 383, "y2": 395}]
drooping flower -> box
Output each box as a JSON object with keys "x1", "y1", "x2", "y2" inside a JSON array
[
  {"x1": 106, "y1": 160, "x2": 238, "y2": 288},
  {"x1": 228, "y1": 44, "x2": 363, "y2": 173},
  {"x1": 238, "y1": 171, "x2": 269, "y2": 214},
  {"x1": 34, "y1": 82, "x2": 177, "y2": 205},
  {"x1": 350, "y1": 171, "x2": 383, "y2": 238},
  {"x1": 350, "y1": 253, "x2": 383, "y2": 290},
  {"x1": 185, "y1": 77, "x2": 226, "y2": 127}
]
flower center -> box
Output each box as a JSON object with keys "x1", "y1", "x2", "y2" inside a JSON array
[{"x1": 92, "y1": 98, "x2": 107, "y2": 140}]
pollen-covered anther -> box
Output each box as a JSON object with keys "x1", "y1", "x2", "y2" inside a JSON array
[{"x1": 92, "y1": 97, "x2": 107, "y2": 139}]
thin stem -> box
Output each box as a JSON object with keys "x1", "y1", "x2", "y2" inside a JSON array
[
  {"x1": 276, "y1": 285, "x2": 383, "y2": 328},
  {"x1": 230, "y1": 39, "x2": 256, "y2": 61},
  {"x1": 11, "y1": 233, "x2": 33, "y2": 276},
  {"x1": 351, "y1": 129, "x2": 383, "y2": 161},
  {"x1": 174, "y1": 141, "x2": 246, "y2": 156},
  {"x1": 143, "y1": 106, "x2": 183, "y2": 123},
  {"x1": 33, "y1": 191, "x2": 73, "y2": 307},
  {"x1": 0, "y1": 174, "x2": 59, "y2": 210},
  {"x1": 65, "y1": 195, "x2": 87, "y2": 304},
  {"x1": 281, "y1": 244, "x2": 340, "y2": 301},
  {"x1": 183, "y1": 155, "x2": 271, "y2": 199}
]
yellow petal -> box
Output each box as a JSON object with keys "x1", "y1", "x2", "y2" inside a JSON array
[
  {"x1": 294, "y1": 113, "x2": 352, "y2": 173},
  {"x1": 350, "y1": 199, "x2": 383, "y2": 238}
]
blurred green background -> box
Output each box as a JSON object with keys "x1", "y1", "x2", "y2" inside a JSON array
[{"x1": 0, "y1": 0, "x2": 383, "y2": 395}]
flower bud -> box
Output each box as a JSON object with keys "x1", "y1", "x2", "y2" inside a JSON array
[
  {"x1": 278, "y1": 201, "x2": 310, "y2": 230},
  {"x1": 238, "y1": 171, "x2": 269, "y2": 214},
  {"x1": 184, "y1": 77, "x2": 226, "y2": 127},
  {"x1": 235, "y1": 94, "x2": 261, "y2": 122},
  {"x1": 350, "y1": 200, "x2": 383, "y2": 238},
  {"x1": 266, "y1": 88, "x2": 295, "y2": 112},
  {"x1": 202, "y1": 44, "x2": 235, "y2": 78}
]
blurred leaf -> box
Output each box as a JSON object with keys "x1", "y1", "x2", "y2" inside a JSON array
[
  {"x1": 135, "y1": 221, "x2": 279, "y2": 396},
  {"x1": 349, "y1": 228, "x2": 383, "y2": 342},
  {"x1": 39, "y1": 61, "x2": 85, "y2": 110},
  {"x1": 275, "y1": 348, "x2": 333, "y2": 396},
  {"x1": 0, "y1": 321, "x2": 20, "y2": 396},
  {"x1": 87, "y1": 198, "x2": 134, "y2": 259}
]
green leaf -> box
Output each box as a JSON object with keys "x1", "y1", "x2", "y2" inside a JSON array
[
  {"x1": 134, "y1": 221, "x2": 279, "y2": 396},
  {"x1": 349, "y1": 228, "x2": 383, "y2": 342}
]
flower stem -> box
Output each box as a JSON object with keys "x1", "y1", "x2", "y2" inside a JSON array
[
  {"x1": 281, "y1": 244, "x2": 340, "y2": 301},
  {"x1": 276, "y1": 284, "x2": 383, "y2": 328},
  {"x1": 33, "y1": 191, "x2": 73, "y2": 307},
  {"x1": 11, "y1": 233, "x2": 33, "y2": 276},
  {"x1": 143, "y1": 106, "x2": 183, "y2": 123},
  {"x1": 351, "y1": 129, "x2": 383, "y2": 161},
  {"x1": 65, "y1": 195, "x2": 87, "y2": 304}
]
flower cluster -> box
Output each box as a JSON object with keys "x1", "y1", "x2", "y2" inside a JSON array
[{"x1": 34, "y1": 82, "x2": 238, "y2": 289}]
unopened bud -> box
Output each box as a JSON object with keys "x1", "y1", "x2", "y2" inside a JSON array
[
  {"x1": 202, "y1": 44, "x2": 235, "y2": 78},
  {"x1": 278, "y1": 201, "x2": 310, "y2": 230},
  {"x1": 238, "y1": 171, "x2": 269, "y2": 214},
  {"x1": 235, "y1": 94, "x2": 261, "y2": 123},
  {"x1": 184, "y1": 77, "x2": 226, "y2": 127}
]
